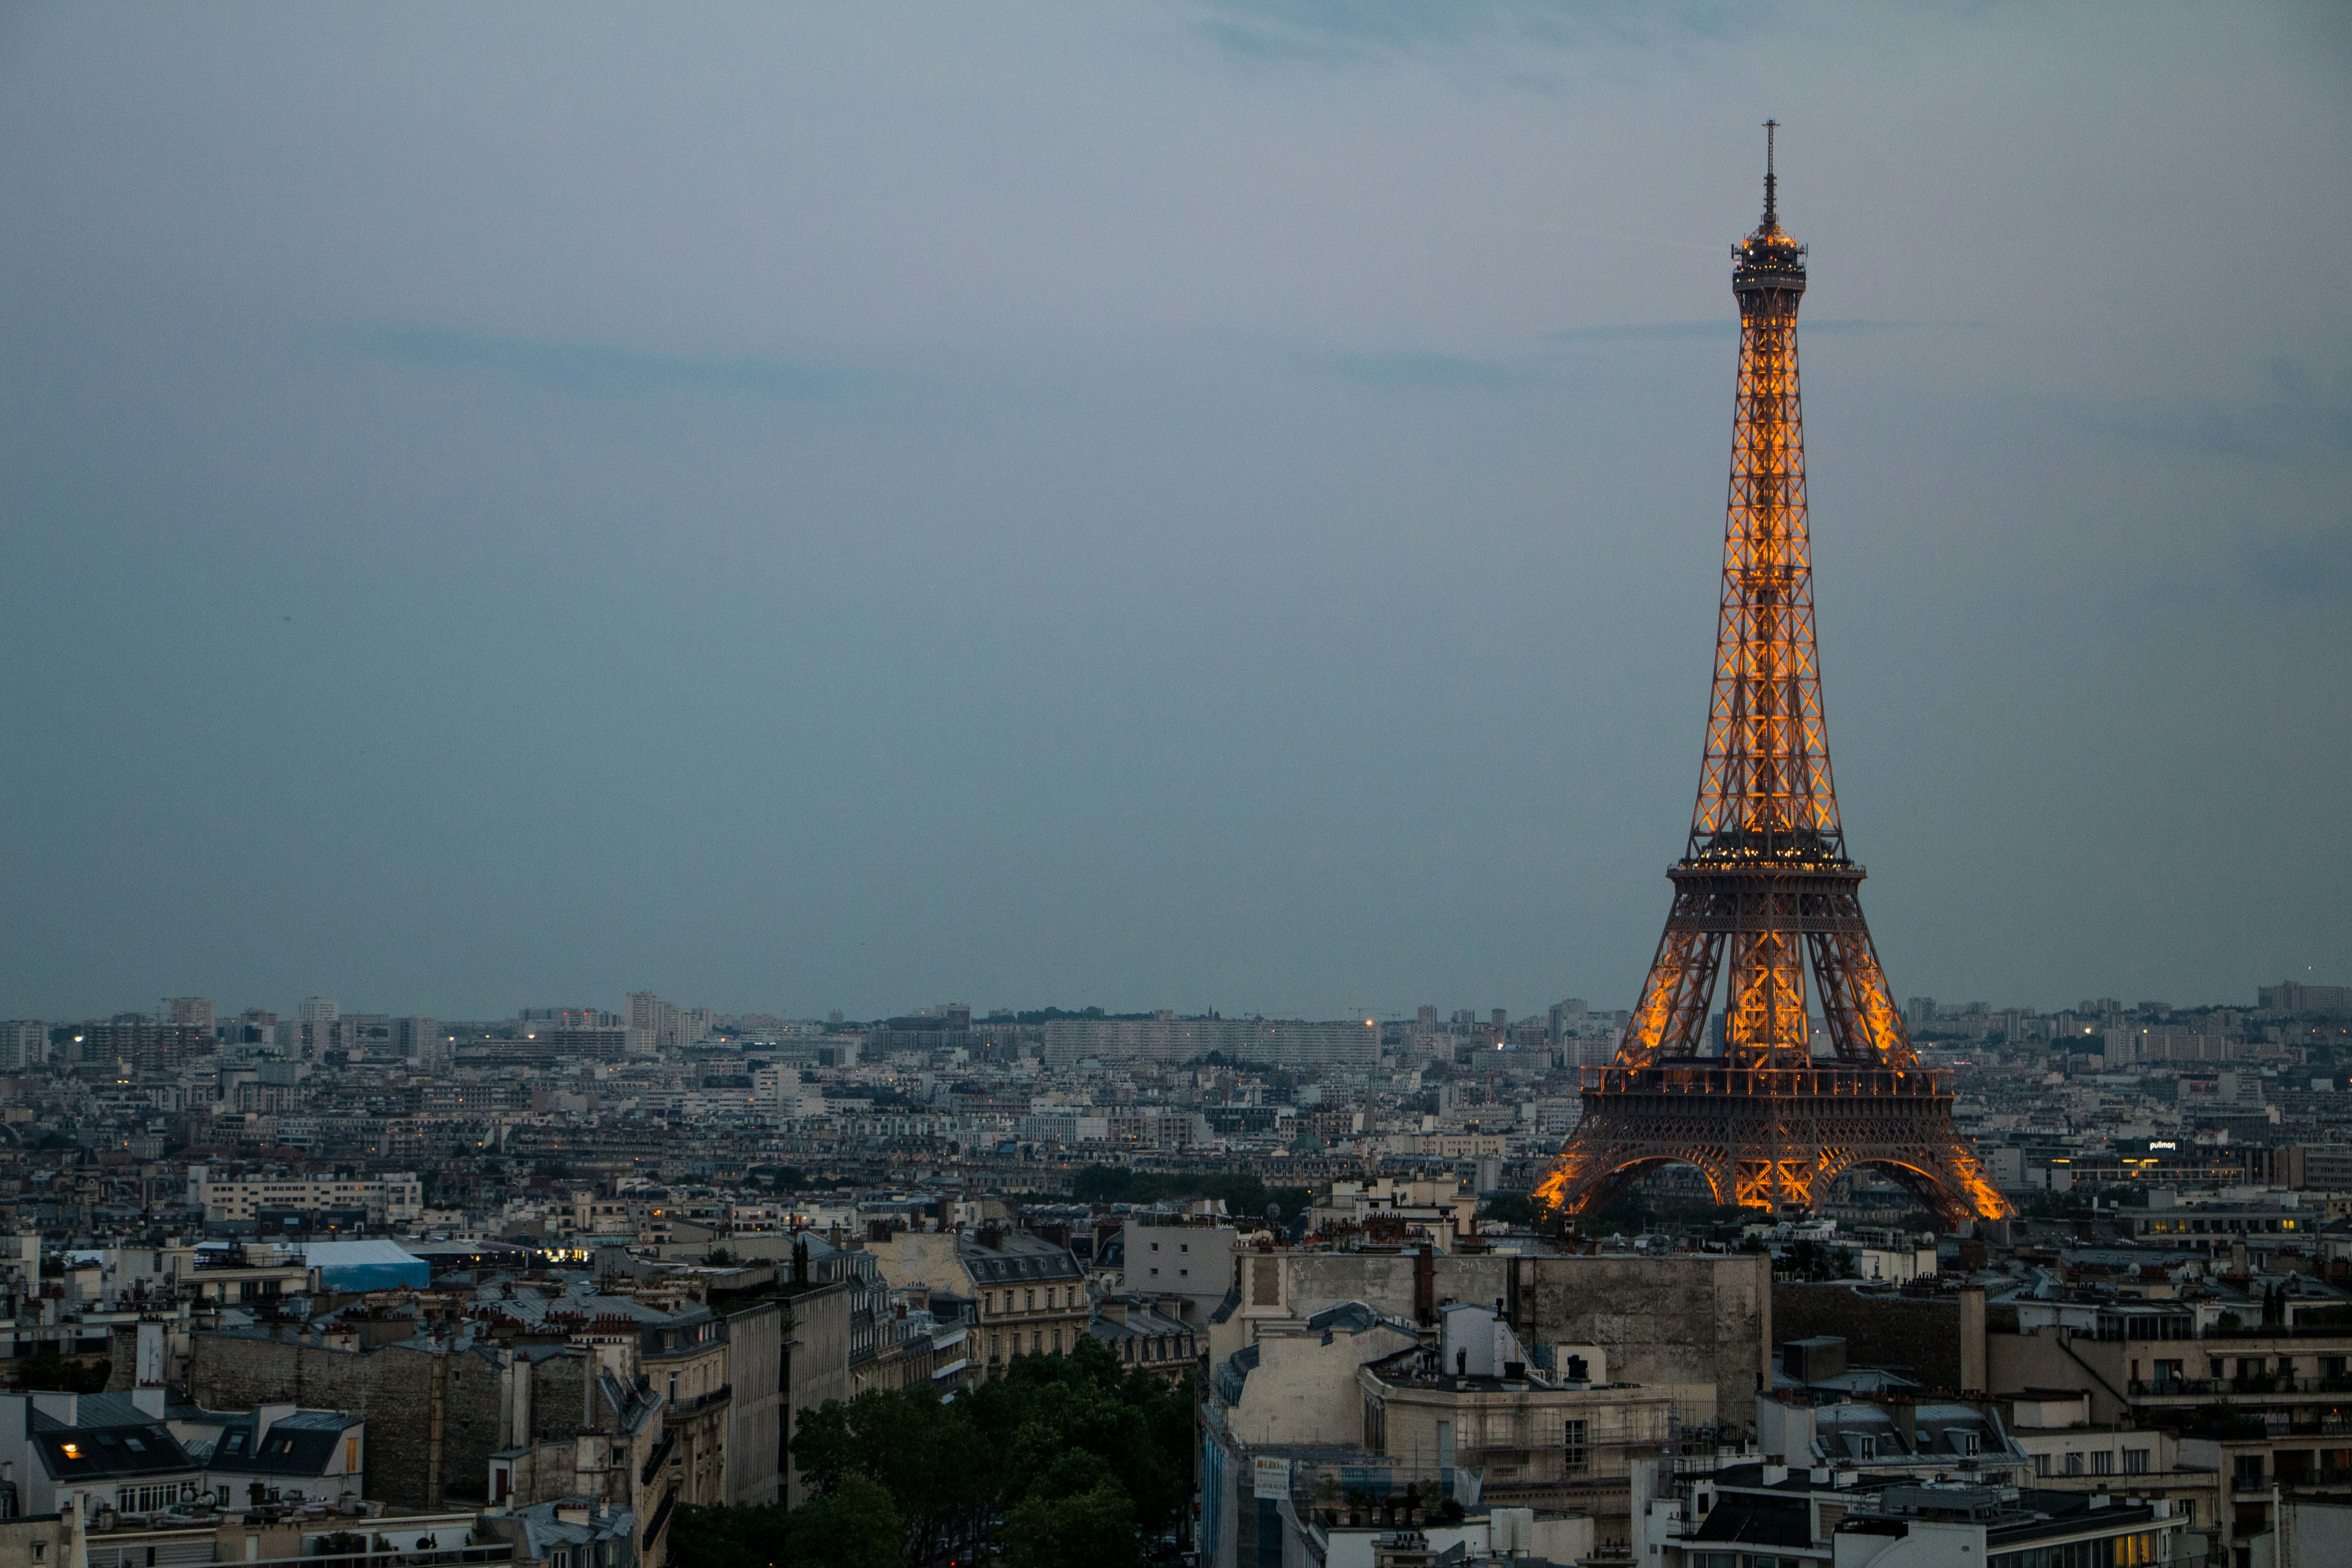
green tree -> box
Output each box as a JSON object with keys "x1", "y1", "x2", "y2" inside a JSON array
[
  {"x1": 1480, "y1": 1192, "x2": 1540, "y2": 1226},
  {"x1": 20, "y1": 1354, "x2": 108, "y2": 1393},
  {"x1": 1068, "y1": 1165, "x2": 1309, "y2": 1223},
  {"x1": 790, "y1": 1382, "x2": 987, "y2": 1560},
  {"x1": 783, "y1": 1476, "x2": 902, "y2": 1568},
  {"x1": 1004, "y1": 1480, "x2": 1139, "y2": 1568},
  {"x1": 787, "y1": 1333, "x2": 1192, "y2": 1564},
  {"x1": 1583, "y1": 1182, "x2": 1651, "y2": 1237},
  {"x1": 671, "y1": 1476, "x2": 900, "y2": 1568}
]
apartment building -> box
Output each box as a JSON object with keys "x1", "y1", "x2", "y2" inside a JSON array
[
  {"x1": 1358, "y1": 1303, "x2": 1675, "y2": 1515},
  {"x1": 868, "y1": 1228, "x2": 1088, "y2": 1379},
  {"x1": 1644, "y1": 1467, "x2": 2193, "y2": 1568},
  {"x1": 194, "y1": 1172, "x2": 424, "y2": 1225},
  {"x1": 1990, "y1": 1297, "x2": 2352, "y2": 1562}
]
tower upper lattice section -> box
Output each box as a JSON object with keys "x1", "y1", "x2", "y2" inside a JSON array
[{"x1": 1689, "y1": 132, "x2": 1837, "y2": 867}]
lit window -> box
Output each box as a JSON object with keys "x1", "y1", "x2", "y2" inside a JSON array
[{"x1": 59, "y1": 1444, "x2": 81, "y2": 1460}]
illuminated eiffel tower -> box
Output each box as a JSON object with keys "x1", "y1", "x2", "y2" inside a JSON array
[{"x1": 1537, "y1": 127, "x2": 2009, "y2": 1231}]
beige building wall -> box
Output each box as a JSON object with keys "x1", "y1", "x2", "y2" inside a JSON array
[
  {"x1": 1222, "y1": 1318, "x2": 1421, "y2": 1447},
  {"x1": 722, "y1": 1301, "x2": 784, "y2": 1508},
  {"x1": 1219, "y1": 1249, "x2": 1769, "y2": 1426},
  {"x1": 781, "y1": 1282, "x2": 853, "y2": 1509}
]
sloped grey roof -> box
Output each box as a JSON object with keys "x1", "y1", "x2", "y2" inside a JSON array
[
  {"x1": 1304, "y1": 1301, "x2": 1389, "y2": 1340},
  {"x1": 509, "y1": 1499, "x2": 635, "y2": 1558},
  {"x1": 960, "y1": 1235, "x2": 1084, "y2": 1285},
  {"x1": 1690, "y1": 1496, "x2": 1811, "y2": 1548},
  {"x1": 1088, "y1": 1303, "x2": 1190, "y2": 1343},
  {"x1": 29, "y1": 1407, "x2": 194, "y2": 1484}
]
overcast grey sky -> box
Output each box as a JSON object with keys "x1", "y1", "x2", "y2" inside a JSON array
[{"x1": 2, "y1": 2, "x2": 2346, "y2": 1023}]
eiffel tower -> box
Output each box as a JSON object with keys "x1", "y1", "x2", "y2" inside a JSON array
[{"x1": 1536, "y1": 126, "x2": 2009, "y2": 1232}]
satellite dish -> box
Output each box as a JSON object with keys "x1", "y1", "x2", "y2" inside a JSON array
[{"x1": 1266, "y1": 1203, "x2": 1282, "y2": 1223}]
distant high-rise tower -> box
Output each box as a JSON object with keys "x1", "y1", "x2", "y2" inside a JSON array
[{"x1": 1537, "y1": 127, "x2": 2008, "y2": 1230}]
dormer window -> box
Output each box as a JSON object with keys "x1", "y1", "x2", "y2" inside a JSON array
[{"x1": 1852, "y1": 1436, "x2": 1877, "y2": 1460}]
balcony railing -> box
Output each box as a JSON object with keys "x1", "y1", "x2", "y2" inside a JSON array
[
  {"x1": 2230, "y1": 1475, "x2": 2272, "y2": 1494},
  {"x1": 2127, "y1": 1376, "x2": 2352, "y2": 1398},
  {"x1": 669, "y1": 1383, "x2": 731, "y2": 1416},
  {"x1": 217, "y1": 1551, "x2": 511, "y2": 1568},
  {"x1": 640, "y1": 1487, "x2": 677, "y2": 1551}
]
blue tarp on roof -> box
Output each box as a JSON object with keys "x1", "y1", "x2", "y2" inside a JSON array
[{"x1": 301, "y1": 1240, "x2": 429, "y2": 1292}]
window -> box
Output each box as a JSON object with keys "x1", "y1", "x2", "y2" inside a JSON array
[
  {"x1": 1955, "y1": 1431, "x2": 1982, "y2": 1457},
  {"x1": 2122, "y1": 1448, "x2": 2149, "y2": 1475},
  {"x1": 1025, "y1": 1289, "x2": 1035, "y2": 1311},
  {"x1": 1563, "y1": 1419, "x2": 1588, "y2": 1475},
  {"x1": 1252, "y1": 1258, "x2": 1280, "y2": 1306},
  {"x1": 2065, "y1": 1452, "x2": 2085, "y2": 1476},
  {"x1": 1853, "y1": 1436, "x2": 1877, "y2": 1461},
  {"x1": 2089, "y1": 1450, "x2": 2113, "y2": 1475},
  {"x1": 2034, "y1": 1454, "x2": 2052, "y2": 1478}
]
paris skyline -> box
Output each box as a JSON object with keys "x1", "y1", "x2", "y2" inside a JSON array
[{"x1": 2, "y1": 4, "x2": 2346, "y2": 1022}]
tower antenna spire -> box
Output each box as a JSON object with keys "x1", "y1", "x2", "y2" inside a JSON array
[{"x1": 1762, "y1": 118, "x2": 1779, "y2": 229}]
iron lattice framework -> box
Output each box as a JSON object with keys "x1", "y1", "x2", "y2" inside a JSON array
[{"x1": 1537, "y1": 127, "x2": 2008, "y2": 1231}]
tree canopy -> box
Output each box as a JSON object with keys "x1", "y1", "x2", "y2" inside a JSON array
[
  {"x1": 670, "y1": 1336, "x2": 1191, "y2": 1568},
  {"x1": 1069, "y1": 1164, "x2": 1310, "y2": 1223}
]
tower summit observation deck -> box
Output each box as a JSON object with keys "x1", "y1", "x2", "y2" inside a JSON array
[{"x1": 1536, "y1": 127, "x2": 2009, "y2": 1230}]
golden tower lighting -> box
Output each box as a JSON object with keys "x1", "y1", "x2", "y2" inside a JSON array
[{"x1": 1537, "y1": 125, "x2": 2009, "y2": 1231}]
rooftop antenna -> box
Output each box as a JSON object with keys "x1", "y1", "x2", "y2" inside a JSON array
[{"x1": 1762, "y1": 119, "x2": 1779, "y2": 229}]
